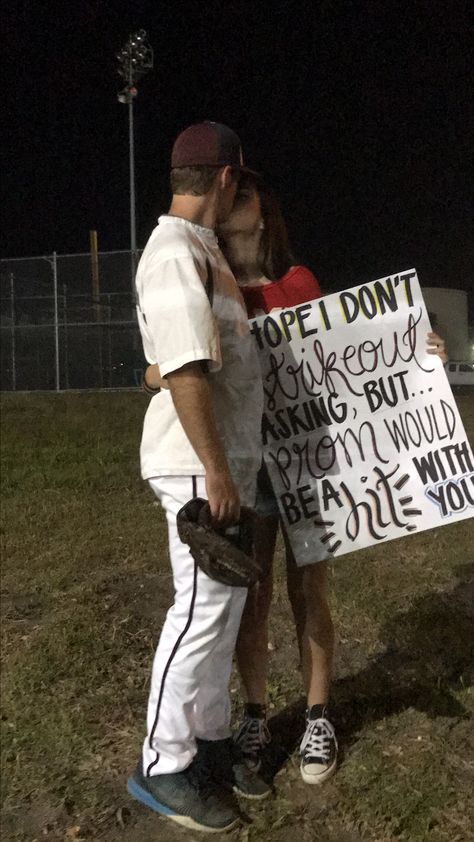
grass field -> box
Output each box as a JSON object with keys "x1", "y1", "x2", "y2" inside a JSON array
[{"x1": 1, "y1": 391, "x2": 473, "y2": 842}]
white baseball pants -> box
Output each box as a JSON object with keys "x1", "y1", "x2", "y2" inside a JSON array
[{"x1": 142, "y1": 475, "x2": 249, "y2": 777}]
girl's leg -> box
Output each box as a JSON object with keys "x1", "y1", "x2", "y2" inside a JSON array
[
  {"x1": 235, "y1": 515, "x2": 278, "y2": 705},
  {"x1": 284, "y1": 532, "x2": 334, "y2": 703},
  {"x1": 285, "y1": 546, "x2": 306, "y2": 663},
  {"x1": 301, "y1": 561, "x2": 334, "y2": 704},
  {"x1": 234, "y1": 516, "x2": 278, "y2": 771},
  {"x1": 284, "y1": 531, "x2": 337, "y2": 784}
]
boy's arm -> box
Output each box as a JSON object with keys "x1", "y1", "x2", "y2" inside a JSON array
[{"x1": 167, "y1": 362, "x2": 240, "y2": 527}]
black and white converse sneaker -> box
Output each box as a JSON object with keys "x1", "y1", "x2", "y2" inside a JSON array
[
  {"x1": 299, "y1": 705, "x2": 338, "y2": 785},
  {"x1": 234, "y1": 714, "x2": 271, "y2": 773}
]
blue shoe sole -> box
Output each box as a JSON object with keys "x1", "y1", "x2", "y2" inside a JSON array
[
  {"x1": 127, "y1": 776, "x2": 176, "y2": 818},
  {"x1": 127, "y1": 776, "x2": 239, "y2": 833}
]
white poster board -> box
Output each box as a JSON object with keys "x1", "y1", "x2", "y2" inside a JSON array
[{"x1": 251, "y1": 269, "x2": 474, "y2": 564}]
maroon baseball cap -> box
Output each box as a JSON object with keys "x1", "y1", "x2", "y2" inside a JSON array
[{"x1": 171, "y1": 121, "x2": 258, "y2": 175}]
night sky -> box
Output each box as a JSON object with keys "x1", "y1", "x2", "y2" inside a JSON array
[{"x1": 4, "y1": 0, "x2": 473, "y2": 307}]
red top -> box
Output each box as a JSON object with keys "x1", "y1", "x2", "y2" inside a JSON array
[{"x1": 241, "y1": 265, "x2": 322, "y2": 317}]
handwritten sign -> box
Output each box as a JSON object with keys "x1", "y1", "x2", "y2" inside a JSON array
[{"x1": 250, "y1": 270, "x2": 474, "y2": 564}]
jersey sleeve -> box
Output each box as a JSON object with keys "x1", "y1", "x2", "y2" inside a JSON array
[{"x1": 139, "y1": 255, "x2": 221, "y2": 377}]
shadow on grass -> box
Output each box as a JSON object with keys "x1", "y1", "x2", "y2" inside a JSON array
[{"x1": 265, "y1": 562, "x2": 474, "y2": 773}]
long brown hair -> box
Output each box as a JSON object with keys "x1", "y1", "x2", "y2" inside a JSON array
[
  {"x1": 235, "y1": 174, "x2": 294, "y2": 281},
  {"x1": 257, "y1": 178, "x2": 294, "y2": 280}
]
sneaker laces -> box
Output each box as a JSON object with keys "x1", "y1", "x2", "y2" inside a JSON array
[
  {"x1": 300, "y1": 717, "x2": 335, "y2": 764},
  {"x1": 235, "y1": 717, "x2": 271, "y2": 757}
]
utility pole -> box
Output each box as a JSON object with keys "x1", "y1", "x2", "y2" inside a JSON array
[{"x1": 116, "y1": 30, "x2": 153, "y2": 292}]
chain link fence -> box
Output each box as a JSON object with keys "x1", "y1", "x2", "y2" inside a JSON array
[{"x1": 0, "y1": 251, "x2": 145, "y2": 391}]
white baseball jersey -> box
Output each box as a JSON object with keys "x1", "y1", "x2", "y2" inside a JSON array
[{"x1": 135, "y1": 215, "x2": 263, "y2": 492}]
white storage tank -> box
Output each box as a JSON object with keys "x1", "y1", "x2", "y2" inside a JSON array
[{"x1": 422, "y1": 287, "x2": 469, "y2": 361}]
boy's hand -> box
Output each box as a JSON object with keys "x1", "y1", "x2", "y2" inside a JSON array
[{"x1": 205, "y1": 468, "x2": 241, "y2": 528}]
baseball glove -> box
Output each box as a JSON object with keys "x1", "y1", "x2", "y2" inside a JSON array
[{"x1": 176, "y1": 497, "x2": 262, "y2": 587}]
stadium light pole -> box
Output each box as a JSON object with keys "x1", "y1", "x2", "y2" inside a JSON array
[{"x1": 116, "y1": 30, "x2": 153, "y2": 289}]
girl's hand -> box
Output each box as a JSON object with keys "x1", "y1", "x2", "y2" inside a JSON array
[
  {"x1": 426, "y1": 332, "x2": 448, "y2": 364},
  {"x1": 143, "y1": 364, "x2": 169, "y2": 393}
]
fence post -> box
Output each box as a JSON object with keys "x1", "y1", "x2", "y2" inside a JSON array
[
  {"x1": 63, "y1": 284, "x2": 69, "y2": 389},
  {"x1": 10, "y1": 273, "x2": 16, "y2": 391},
  {"x1": 53, "y1": 251, "x2": 60, "y2": 391},
  {"x1": 107, "y1": 293, "x2": 112, "y2": 387},
  {"x1": 90, "y1": 233, "x2": 103, "y2": 387}
]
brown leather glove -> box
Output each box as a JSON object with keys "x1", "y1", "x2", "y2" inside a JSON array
[{"x1": 176, "y1": 498, "x2": 262, "y2": 587}]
